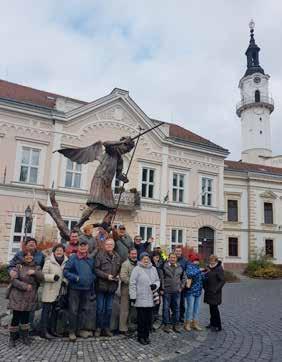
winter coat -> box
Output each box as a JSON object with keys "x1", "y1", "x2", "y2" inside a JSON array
[
  {"x1": 8, "y1": 263, "x2": 44, "y2": 311},
  {"x1": 203, "y1": 261, "x2": 225, "y2": 305},
  {"x1": 160, "y1": 262, "x2": 186, "y2": 294},
  {"x1": 94, "y1": 250, "x2": 121, "y2": 293},
  {"x1": 185, "y1": 263, "x2": 204, "y2": 297},
  {"x1": 120, "y1": 258, "x2": 137, "y2": 287},
  {"x1": 129, "y1": 262, "x2": 160, "y2": 308},
  {"x1": 41, "y1": 253, "x2": 68, "y2": 303},
  {"x1": 114, "y1": 234, "x2": 134, "y2": 262},
  {"x1": 134, "y1": 242, "x2": 152, "y2": 260},
  {"x1": 8, "y1": 250, "x2": 45, "y2": 272},
  {"x1": 79, "y1": 234, "x2": 97, "y2": 256},
  {"x1": 177, "y1": 256, "x2": 188, "y2": 272},
  {"x1": 63, "y1": 254, "x2": 95, "y2": 290}
]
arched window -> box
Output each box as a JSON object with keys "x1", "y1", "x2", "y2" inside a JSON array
[{"x1": 255, "y1": 90, "x2": 260, "y2": 102}]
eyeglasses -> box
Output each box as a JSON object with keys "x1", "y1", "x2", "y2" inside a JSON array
[
  {"x1": 135, "y1": 238, "x2": 142, "y2": 241},
  {"x1": 119, "y1": 228, "x2": 126, "y2": 230}
]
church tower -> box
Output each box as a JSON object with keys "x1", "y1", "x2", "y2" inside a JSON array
[{"x1": 236, "y1": 20, "x2": 274, "y2": 164}]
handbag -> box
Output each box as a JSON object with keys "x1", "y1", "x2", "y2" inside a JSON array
[
  {"x1": 186, "y1": 278, "x2": 192, "y2": 289},
  {"x1": 55, "y1": 283, "x2": 68, "y2": 311}
]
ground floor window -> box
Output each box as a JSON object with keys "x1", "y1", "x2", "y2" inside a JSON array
[
  {"x1": 265, "y1": 239, "x2": 274, "y2": 258},
  {"x1": 228, "y1": 237, "x2": 238, "y2": 257},
  {"x1": 11, "y1": 215, "x2": 33, "y2": 255},
  {"x1": 63, "y1": 219, "x2": 79, "y2": 231},
  {"x1": 139, "y1": 225, "x2": 153, "y2": 242},
  {"x1": 171, "y1": 229, "x2": 183, "y2": 247}
]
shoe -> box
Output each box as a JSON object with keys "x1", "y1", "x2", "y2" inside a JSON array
[
  {"x1": 119, "y1": 331, "x2": 132, "y2": 337},
  {"x1": 137, "y1": 338, "x2": 147, "y2": 345},
  {"x1": 213, "y1": 327, "x2": 222, "y2": 332},
  {"x1": 145, "y1": 337, "x2": 151, "y2": 344},
  {"x1": 87, "y1": 331, "x2": 93, "y2": 337},
  {"x1": 184, "y1": 321, "x2": 191, "y2": 332},
  {"x1": 104, "y1": 328, "x2": 113, "y2": 337},
  {"x1": 163, "y1": 325, "x2": 171, "y2": 333},
  {"x1": 69, "y1": 333, "x2": 77, "y2": 342},
  {"x1": 94, "y1": 328, "x2": 101, "y2": 338},
  {"x1": 41, "y1": 331, "x2": 55, "y2": 340},
  {"x1": 49, "y1": 330, "x2": 62, "y2": 338},
  {"x1": 8, "y1": 331, "x2": 17, "y2": 348},
  {"x1": 192, "y1": 320, "x2": 203, "y2": 331},
  {"x1": 22, "y1": 330, "x2": 31, "y2": 346},
  {"x1": 78, "y1": 330, "x2": 89, "y2": 339},
  {"x1": 173, "y1": 325, "x2": 181, "y2": 333}
]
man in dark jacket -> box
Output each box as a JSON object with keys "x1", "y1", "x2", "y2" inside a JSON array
[
  {"x1": 94, "y1": 238, "x2": 121, "y2": 337},
  {"x1": 160, "y1": 253, "x2": 186, "y2": 333},
  {"x1": 64, "y1": 240, "x2": 95, "y2": 341},
  {"x1": 8, "y1": 237, "x2": 45, "y2": 277},
  {"x1": 175, "y1": 246, "x2": 188, "y2": 322},
  {"x1": 134, "y1": 235, "x2": 153, "y2": 260},
  {"x1": 203, "y1": 255, "x2": 225, "y2": 332},
  {"x1": 113, "y1": 224, "x2": 134, "y2": 262}
]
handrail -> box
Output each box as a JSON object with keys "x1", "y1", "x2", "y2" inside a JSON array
[{"x1": 236, "y1": 96, "x2": 274, "y2": 116}]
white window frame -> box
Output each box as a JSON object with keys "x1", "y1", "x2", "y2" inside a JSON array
[
  {"x1": 141, "y1": 167, "x2": 155, "y2": 199},
  {"x1": 170, "y1": 169, "x2": 189, "y2": 204},
  {"x1": 171, "y1": 228, "x2": 185, "y2": 247},
  {"x1": 65, "y1": 159, "x2": 83, "y2": 189},
  {"x1": 201, "y1": 176, "x2": 214, "y2": 207},
  {"x1": 14, "y1": 142, "x2": 46, "y2": 185},
  {"x1": 139, "y1": 225, "x2": 155, "y2": 243},
  {"x1": 8, "y1": 214, "x2": 36, "y2": 260},
  {"x1": 59, "y1": 156, "x2": 87, "y2": 191}
]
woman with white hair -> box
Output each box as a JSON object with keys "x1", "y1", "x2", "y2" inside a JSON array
[{"x1": 129, "y1": 252, "x2": 160, "y2": 345}]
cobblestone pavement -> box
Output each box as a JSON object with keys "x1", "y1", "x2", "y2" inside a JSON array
[{"x1": 0, "y1": 278, "x2": 282, "y2": 361}]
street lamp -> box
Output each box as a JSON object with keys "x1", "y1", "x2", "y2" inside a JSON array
[{"x1": 24, "y1": 205, "x2": 32, "y2": 242}]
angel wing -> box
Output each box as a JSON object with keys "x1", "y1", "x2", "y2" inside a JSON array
[{"x1": 56, "y1": 141, "x2": 104, "y2": 164}]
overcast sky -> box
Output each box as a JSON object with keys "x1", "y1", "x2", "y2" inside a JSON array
[{"x1": 1, "y1": 1, "x2": 281, "y2": 160}]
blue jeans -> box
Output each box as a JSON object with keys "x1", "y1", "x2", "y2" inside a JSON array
[
  {"x1": 96, "y1": 292, "x2": 114, "y2": 329},
  {"x1": 163, "y1": 292, "x2": 180, "y2": 325},
  {"x1": 185, "y1": 294, "x2": 201, "y2": 321}
]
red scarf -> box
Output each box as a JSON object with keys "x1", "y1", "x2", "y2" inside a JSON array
[
  {"x1": 77, "y1": 250, "x2": 89, "y2": 259},
  {"x1": 65, "y1": 244, "x2": 78, "y2": 257}
]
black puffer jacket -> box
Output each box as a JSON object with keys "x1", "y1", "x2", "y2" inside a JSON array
[{"x1": 203, "y1": 261, "x2": 225, "y2": 305}]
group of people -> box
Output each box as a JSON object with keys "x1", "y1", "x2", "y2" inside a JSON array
[{"x1": 6, "y1": 223, "x2": 225, "y2": 347}]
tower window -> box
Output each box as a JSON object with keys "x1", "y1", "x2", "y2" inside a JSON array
[
  {"x1": 255, "y1": 90, "x2": 260, "y2": 102},
  {"x1": 260, "y1": 130, "x2": 263, "y2": 134},
  {"x1": 259, "y1": 117, "x2": 262, "y2": 121}
]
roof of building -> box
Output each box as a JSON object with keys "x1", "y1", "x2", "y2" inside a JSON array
[
  {"x1": 225, "y1": 160, "x2": 282, "y2": 176},
  {"x1": 168, "y1": 123, "x2": 228, "y2": 152},
  {"x1": 0, "y1": 79, "x2": 227, "y2": 153},
  {"x1": 0, "y1": 79, "x2": 87, "y2": 109}
]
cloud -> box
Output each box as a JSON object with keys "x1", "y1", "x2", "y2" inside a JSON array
[{"x1": 0, "y1": 0, "x2": 281, "y2": 159}]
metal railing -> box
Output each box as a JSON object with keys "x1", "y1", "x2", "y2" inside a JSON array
[{"x1": 236, "y1": 96, "x2": 274, "y2": 116}]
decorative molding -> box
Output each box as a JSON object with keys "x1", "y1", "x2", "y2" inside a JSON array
[
  {"x1": 15, "y1": 136, "x2": 50, "y2": 146},
  {"x1": 259, "y1": 190, "x2": 278, "y2": 199}
]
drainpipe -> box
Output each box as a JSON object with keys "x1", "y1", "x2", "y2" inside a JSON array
[{"x1": 247, "y1": 174, "x2": 251, "y2": 261}]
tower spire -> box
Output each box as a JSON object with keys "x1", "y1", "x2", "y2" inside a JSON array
[{"x1": 244, "y1": 19, "x2": 264, "y2": 77}]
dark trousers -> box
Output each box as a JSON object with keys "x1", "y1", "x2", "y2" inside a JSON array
[
  {"x1": 41, "y1": 302, "x2": 57, "y2": 332},
  {"x1": 96, "y1": 292, "x2": 114, "y2": 329},
  {"x1": 11, "y1": 310, "x2": 30, "y2": 326},
  {"x1": 209, "y1": 304, "x2": 222, "y2": 329},
  {"x1": 136, "y1": 307, "x2": 152, "y2": 340},
  {"x1": 180, "y1": 290, "x2": 186, "y2": 321},
  {"x1": 163, "y1": 292, "x2": 180, "y2": 325},
  {"x1": 68, "y1": 288, "x2": 91, "y2": 333}
]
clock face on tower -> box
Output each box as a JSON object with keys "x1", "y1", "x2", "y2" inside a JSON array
[{"x1": 254, "y1": 76, "x2": 261, "y2": 84}]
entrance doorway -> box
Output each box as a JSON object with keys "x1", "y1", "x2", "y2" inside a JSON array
[{"x1": 198, "y1": 227, "x2": 214, "y2": 262}]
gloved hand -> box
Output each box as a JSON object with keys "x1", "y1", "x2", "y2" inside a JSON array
[
  {"x1": 150, "y1": 284, "x2": 157, "y2": 291},
  {"x1": 130, "y1": 299, "x2": 136, "y2": 306},
  {"x1": 54, "y1": 275, "x2": 60, "y2": 281}
]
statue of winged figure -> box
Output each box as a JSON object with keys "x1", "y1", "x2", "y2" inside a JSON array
[{"x1": 57, "y1": 136, "x2": 135, "y2": 228}]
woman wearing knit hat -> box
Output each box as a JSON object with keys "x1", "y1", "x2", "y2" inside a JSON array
[{"x1": 129, "y1": 252, "x2": 160, "y2": 345}]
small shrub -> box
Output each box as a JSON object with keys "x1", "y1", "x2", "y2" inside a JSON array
[
  {"x1": 0, "y1": 264, "x2": 10, "y2": 284},
  {"x1": 224, "y1": 270, "x2": 240, "y2": 283},
  {"x1": 245, "y1": 247, "x2": 282, "y2": 279},
  {"x1": 251, "y1": 266, "x2": 282, "y2": 279}
]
